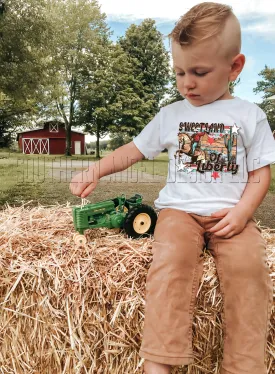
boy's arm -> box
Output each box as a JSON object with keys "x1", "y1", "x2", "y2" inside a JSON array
[
  {"x1": 70, "y1": 141, "x2": 145, "y2": 198},
  {"x1": 209, "y1": 165, "x2": 271, "y2": 238},
  {"x1": 235, "y1": 164, "x2": 271, "y2": 219}
]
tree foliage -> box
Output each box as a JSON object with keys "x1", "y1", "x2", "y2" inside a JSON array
[
  {"x1": 229, "y1": 78, "x2": 240, "y2": 95},
  {"x1": 78, "y1": 44, "x2": 155, "y2": 157},
  {"x1": 0, "y1": 0, "x2": 52, "y2": 101},
  {"x1": 108, "y1": 133, "x2": 132, "y2": 150},
  {"x1": 41, "y1": 0, "x2": 112, "y2": 156},
  {"x1": 0, "y1": 0, "x2": 54, "y2": 143},
  {"x1": 0, "y1": 94, "x2": 34, "y2": 147},
  {"x1": 118, "y1": 19, "x2": 170, "y2": 116},
  {"x1": 0, "y1": 0, "x2": 113, "y2": 155},
  {"x1": 253, "y1": 66, "x2": 275, "y2": 131}
]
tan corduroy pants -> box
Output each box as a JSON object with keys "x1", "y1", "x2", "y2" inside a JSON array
[{"x1": 139, "y1": 208, "x2": 273, "y2": 374}]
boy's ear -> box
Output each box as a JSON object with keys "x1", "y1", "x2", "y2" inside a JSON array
[{"x1": 229, "y1": 54, "x2": 245, "y2": 82}]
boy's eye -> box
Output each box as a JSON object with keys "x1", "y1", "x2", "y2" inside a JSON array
[
  {"x1": 195, "y1": 72, "x2": 208, "y2": 76},
  {"x1": 176, "y1": 71, "x2": 208, "y2": 77}
]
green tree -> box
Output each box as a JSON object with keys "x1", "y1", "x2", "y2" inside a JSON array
[
  {"x1": 43, "y1": 0, "x2": 111, "y2": 156},
  {"x1": 253, "y1": 66, "x2": 275, "y2": 131},
  {"x1": 0, "y1": 0, "x2": 52, "y2": 102},
  {"x1": 118, "y1": 19, "x2": 170, "y2": 116},
  {"x1": 229, "y1": 77, "x2": 240, "y2": 95},
  {"x1": 0, "y1": 0, "x2": 54, "y2": 143},
  {"x1": 0, "y1": 93, "x2": 35, "y2": 148},
  {"x1": 78, "y1": 44, "x2": 154, "y2": 157}
]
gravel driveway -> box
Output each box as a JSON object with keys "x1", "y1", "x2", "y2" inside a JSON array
[{"x1": 47, "y1": 159, "x2": 165, "y2": 183}]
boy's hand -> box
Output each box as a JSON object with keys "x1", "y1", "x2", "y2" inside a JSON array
[
  {"x1": 70, "y1": 167, "x2": 99, "y2": 198},
  {"x1": 208, "y1": 207, "x2": 250, "y2": 239}
]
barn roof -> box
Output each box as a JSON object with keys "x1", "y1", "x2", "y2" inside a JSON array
[
  {"x1": 17, "y1": 121, "x2": 86, "y2": 135},
  {"x1": 17, "y1": 128, "x2": 44, "y2": 134},
  {"x1": 17, "y1": 128, "x2": 85, "y2": 135}
]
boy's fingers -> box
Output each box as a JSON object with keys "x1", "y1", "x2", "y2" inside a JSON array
[
  {"x1": 209, "y1": 219, "x2": 226, "y2": 232},
  {"x1": 81, "y1": 183, "x2": 96, "y2": 198},
  {"x1": 69, "y1": 183, "x2": 84, "y2": 197},
  {"x1": 71, "y1": 183, "x2": 80, "y2": 196},
  {"x1": 213, "y1": 224, "x2": 231, "y2": 237}
]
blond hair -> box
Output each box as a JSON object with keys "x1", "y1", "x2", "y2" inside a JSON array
[{"x1": 169, "y1": 2, "x2": 240, "y2": 51}]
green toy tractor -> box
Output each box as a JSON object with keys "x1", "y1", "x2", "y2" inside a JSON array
[{"x1": 72, "y1": 194, "x2": 157, "y2": 246}]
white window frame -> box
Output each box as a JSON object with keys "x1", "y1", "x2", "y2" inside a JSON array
[{"x1": 49, "y1": 123, "x2": 59, "y2": 133}]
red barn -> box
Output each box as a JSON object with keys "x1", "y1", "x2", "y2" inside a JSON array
[{"x1": 17, "y1": 121, "x2": 86, "y2": 155}]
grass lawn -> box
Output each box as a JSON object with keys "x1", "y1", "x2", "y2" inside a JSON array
[
  {"x1": 131, "y1": 152, "x2": 170, "y2": 177},
  {"x1": 0, "y1": 149, "x2": 110, "y2": 161}
]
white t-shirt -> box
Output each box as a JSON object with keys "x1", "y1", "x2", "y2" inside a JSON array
[{"x1": 133, "y1": 97, "x2": 275, "y2": 216}]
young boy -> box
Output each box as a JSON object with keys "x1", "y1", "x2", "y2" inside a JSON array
[{"x1": 70, "y1": 2, "x2": 275, "y2": 373}]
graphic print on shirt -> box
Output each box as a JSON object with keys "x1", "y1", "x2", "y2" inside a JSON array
[{"x1": 174, "y1": 121, "x2": 241, "y2": 180}]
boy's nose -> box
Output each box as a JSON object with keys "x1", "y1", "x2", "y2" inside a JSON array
[{"x1": 184, "y1": 76, "x2": 196, "y2": 90}]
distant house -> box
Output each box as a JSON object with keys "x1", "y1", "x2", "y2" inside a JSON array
[
  {"x1": 17, "y1": 121, "x2": 85, "y2": 155},
  {"x1": 273, "y1": 129, "x2": 275, "y2": 140}
]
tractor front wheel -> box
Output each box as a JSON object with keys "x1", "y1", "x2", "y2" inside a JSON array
[
  {"x1": 73, "y1": 233, "x2": 87, "y2": 247},
  {"x1": 123, "y1": 205, "x2": 157, "y2": 238}
]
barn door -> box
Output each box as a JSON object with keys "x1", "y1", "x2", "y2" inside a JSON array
[
  {"x1": 32, "y1": 139, "x2": 41, "y2": 154},
  {"x1": 22, "y1": 138, "x2": 49, "y2": 154},
  {"x1": 74, "y1": 141, "x2": 81, "y2": 155},
  {"x1": 40, "y1": 139, "x2": 49, "y2": 154},
  {"x1": 22, "y1": 139, "x2": 32, "y2": 154}
]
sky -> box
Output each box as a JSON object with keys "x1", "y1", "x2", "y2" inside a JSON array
[{"x1": 87, "y1": 0, "x2": 275, "y2": 142}]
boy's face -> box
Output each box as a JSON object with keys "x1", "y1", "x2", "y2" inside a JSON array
[{"x1": 172, "y1": 40, "x2": 235, "y2": 106}]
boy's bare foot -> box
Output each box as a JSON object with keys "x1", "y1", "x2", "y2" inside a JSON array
[{"x1": 143, "y1": 359, "x2": 172, "y2": 374}]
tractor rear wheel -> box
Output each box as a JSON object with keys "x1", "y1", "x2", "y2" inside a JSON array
[{"x1": 123, "y1": 205, "x2": 157, "y2": 238}]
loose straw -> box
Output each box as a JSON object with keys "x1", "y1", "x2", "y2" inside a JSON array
[{"x1": 0, "y1": 203, "x2": 274, "y2": 373}]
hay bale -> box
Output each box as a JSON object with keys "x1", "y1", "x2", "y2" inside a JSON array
[{"x1": 0, "y1": 203, "x2": 274, "y2": 374}]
